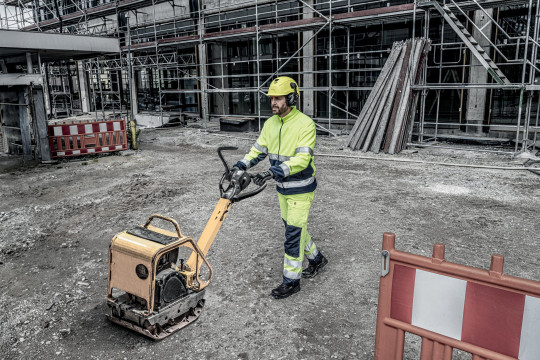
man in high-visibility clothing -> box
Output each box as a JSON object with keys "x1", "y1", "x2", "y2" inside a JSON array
[{"x1": 233, "y1": 76, "x2": 328, "y2": 299}]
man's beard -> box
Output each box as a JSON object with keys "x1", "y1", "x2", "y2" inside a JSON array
[{"x1": 272, "y1": 103, "x2": 288, "y2": 115}]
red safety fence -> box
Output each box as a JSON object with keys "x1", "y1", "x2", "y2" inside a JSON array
[
  {"x1": 374, "y1": 233, "x2": 540, "y2": 360},
  {"x1": 48, "y1": 118, "x2": 128, "y2": 158}
]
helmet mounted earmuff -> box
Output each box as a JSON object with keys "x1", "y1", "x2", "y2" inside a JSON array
[{"x1": 286, "y1": 82, "x2": 298, "y2": 107}]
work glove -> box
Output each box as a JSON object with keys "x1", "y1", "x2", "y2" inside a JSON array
[
  {"x1": 228, "y1": 165, "x2": 240, "y2": 180},
  {"x1": 233, "y1": 161, "x2": 247, "y2": 171},
  {"x1": 253, "y1": 169, "x2": 273, "y2": 186}
]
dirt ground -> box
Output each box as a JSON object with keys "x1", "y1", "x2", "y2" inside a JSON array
[{"x1": 0, "y1": 126, "x2": 539, "y2": 360}]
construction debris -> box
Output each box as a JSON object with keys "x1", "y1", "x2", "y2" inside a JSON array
[{"x1": 347, "y1": 38, "x2": 431, "y2": 154}]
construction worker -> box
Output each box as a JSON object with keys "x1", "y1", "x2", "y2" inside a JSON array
[{"x1": 233, "y1": 76, "x2": 327, "y2": 299}]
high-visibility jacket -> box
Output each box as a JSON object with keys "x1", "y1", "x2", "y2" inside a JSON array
[{"x1": 238, "y1": 106, "x2": 317, "y2": 195}]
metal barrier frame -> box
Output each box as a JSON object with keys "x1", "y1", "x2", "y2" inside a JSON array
[{"x1": 374, "y1": 232, "x2": 540, "y2": 360}]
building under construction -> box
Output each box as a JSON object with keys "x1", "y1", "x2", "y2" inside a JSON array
[{"x1": 1, "y1": 0, "x2": 539, "y2": 160}]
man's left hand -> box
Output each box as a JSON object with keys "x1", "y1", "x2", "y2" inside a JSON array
[{"x1": 253, "y1": 169, "x2": 273, "y2": 186}]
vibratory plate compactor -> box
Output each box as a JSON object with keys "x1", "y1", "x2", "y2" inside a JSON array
[{"x1": 106, "y1": 147, "x2": 265, "y2": 340}]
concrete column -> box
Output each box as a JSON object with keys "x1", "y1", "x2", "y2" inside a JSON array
[
  {"x1": 42, "y1": 63, "x2": 52, "y2": 117},
  {"x1": 77, "y1": 61, "x2": 91, "y2": 113},
  {"x1": 466, "y1": 9, "x2": 493, "y2": 135},
  {"x1": 198, "y1": 44, "x2": 209, "y2": 125},
  {"x1": 197, "y1": 18, "x2": 209, "y2": 126},
  {"x1": 302, "y1": 1, "x2": 315, "y2": 117},
  {"x1": 26, "y1": 52, "x2": 33, "y2": 74},
  {"x1": 130, "y1": 68, "x2": 138, "y2": 117},
  {"x1": 210, "y1": 43, "x2": 227, "y2": 114},
  {"x1": 126, "y1": 15, "x2": 138, "y2": 118}
]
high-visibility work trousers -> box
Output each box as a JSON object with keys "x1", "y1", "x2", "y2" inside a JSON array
[{"x1": 278, "y1": 191, "x2": 320, "y2": 284}]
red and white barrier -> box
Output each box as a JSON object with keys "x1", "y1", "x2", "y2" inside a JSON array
[
  {"x1": 48, "y1": 119, "x2": 127, "y2": 158},
  {"x1": 374, "y1": 233, "x2": 540, "y2": 360},
  {"x1": 391, "y1": 264, "x2": 540, "y2": 359}
]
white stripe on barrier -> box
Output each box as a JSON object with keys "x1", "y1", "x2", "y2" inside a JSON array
[
  {"x1": 411, "y1": 270, "x2": 467, "y2": 340},
  {"x1": 102, "y1": 147, "x2": 109, "y2": 151},
  {"x1": 88, "y1": 148, "x2": 95, "y2": 153},
  {"x1": 99, "y1": 123, "x2": 107, "y2": 132},
  {"x1": 69, "y1": 125, "x2": 78, "y2": 135},
  {"x1": 53, "y1": 127, "x2": 62, "y2": 137},
  {"x1": 85, "y1": 124, "x2": 93, "y2": 134},
  {"x1": 57, "y1": 151, "x2": 65, "y2": 156},
  {"x1": 72, "y1": 150, "x2": 80, "y2": 155},
  {"x1": 519, "y1": 295, "x2": 540, "y2": 360},
  {"x1": 113, "y1": 122, "x2": 121, "y2": 131},
  {"x1": 115, "y1": 145, "x2": 123, "y2": 150}
]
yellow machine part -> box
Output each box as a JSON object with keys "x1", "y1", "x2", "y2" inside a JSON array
[
  {"x1": 129, "y1": 120, "x2": 138, "y2": 150},
  {"x1": 186, "y1": 198, "x2": 232, "y2": 271},
  {"x1": 108, "y1": 198, "x2": 231, "y2": 315},
  {"x1": 108, "y1": 225, "x2": 192, "y2": 313}
]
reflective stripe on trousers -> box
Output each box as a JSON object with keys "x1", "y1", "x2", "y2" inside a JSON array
[{"x1": 278, "y1": 191, "x2": 319, "y2": 284}]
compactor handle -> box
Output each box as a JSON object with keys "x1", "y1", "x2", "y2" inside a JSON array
[
  {"x1": 144, "y1": 214, "x2": 183, "y2": 238},
  {"x1": 217, "y1": 146, "x2": 267, "y2": 202},
  {"x1": 231, "y1": 179, "x2": 266, "y2": 203},
  {"x1": 217, "y1": 146, "x2": 238, "y2": 179}
]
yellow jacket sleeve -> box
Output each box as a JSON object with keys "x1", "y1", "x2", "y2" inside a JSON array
[{"x1": 237, "y1": 124, "x2": 269, "y2": 170}]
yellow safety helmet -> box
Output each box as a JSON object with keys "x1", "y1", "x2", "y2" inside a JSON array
[{"x1": 267, "y1": 76, "x2": 300, "y2": 107}]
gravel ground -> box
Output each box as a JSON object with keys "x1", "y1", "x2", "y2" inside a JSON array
[{"x1": 0, "y1": 127, "x2": 539, "y2": 359}]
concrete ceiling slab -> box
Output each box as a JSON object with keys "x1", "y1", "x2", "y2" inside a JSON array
[{"x1": 0, "y1": 29, "x2": 120, "y2": 61}]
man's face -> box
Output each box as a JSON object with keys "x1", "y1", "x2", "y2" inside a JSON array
[{"x1": 270, "y1": 96, "x2": 289, "y2": 116}]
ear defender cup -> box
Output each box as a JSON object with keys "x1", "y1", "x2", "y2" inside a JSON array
[{"x1": 286, "y1": 82, "x2": 299, "y2": 107}]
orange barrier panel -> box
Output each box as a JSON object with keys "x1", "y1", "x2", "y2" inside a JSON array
[
  {"x1": 48, "y1": 118, "x2": 128, "y2": 158},
  {"x1": 374, "y1": 233, "x2": 540, "y2": 360}
]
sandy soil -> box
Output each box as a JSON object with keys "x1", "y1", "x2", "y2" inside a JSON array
[{"x1": 0, "y1": 127, "x2": 539, "y2": 359}]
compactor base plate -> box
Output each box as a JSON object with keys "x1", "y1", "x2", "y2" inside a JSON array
[{"x1": 107, "y1": 291, "x2": 205, "y2": 340}]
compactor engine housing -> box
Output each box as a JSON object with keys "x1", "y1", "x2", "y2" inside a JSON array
[{"x1": 106, "y1": 215, "x2": 212, "y2": 339}]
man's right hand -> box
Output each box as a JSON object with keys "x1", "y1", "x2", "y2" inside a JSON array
[{"x1": 229, "y1": 165, "x2": 241, "y2": 179}]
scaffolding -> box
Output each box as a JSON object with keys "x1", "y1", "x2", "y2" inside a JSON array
[
  {"x1": 1, "y1": 0, "x2": 539, "y2": 155},
  {"x1": 44, "y1": 61, "x2": 79, "y2": 117}
]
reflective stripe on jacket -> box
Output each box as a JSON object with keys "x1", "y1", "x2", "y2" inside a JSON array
[{"x1": 240, "y1": 106, "x2": 317, "y2": 195}]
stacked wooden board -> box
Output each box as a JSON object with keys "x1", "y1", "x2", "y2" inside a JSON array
[{"x1": 347, "y1": 38, "x2": 431, "y2": 154}]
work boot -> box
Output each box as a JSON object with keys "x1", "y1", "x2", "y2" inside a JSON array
[
  {"x1": 271, "y1": 282, "x2": 300, "y2": 299},
  {"x1": 302, "y1": 255, "x2": 328, "y2": 278}
]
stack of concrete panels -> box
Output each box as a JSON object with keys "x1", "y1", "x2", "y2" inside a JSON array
[{"x1": 347, "y1": 38, "x2": 431, "y2": 154}]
